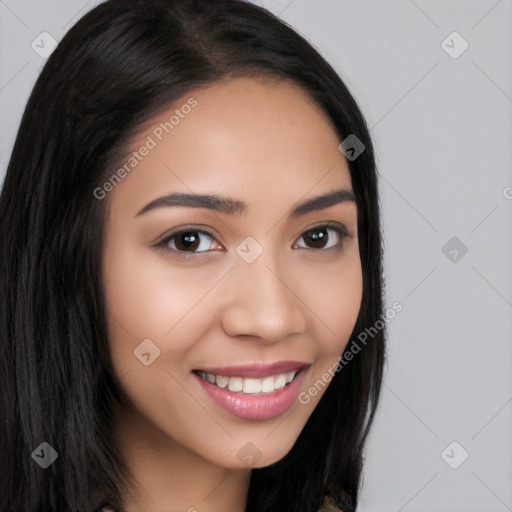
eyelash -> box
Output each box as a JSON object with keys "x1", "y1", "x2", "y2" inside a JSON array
[{"x1": 153, "y1": 221, "x2": 350, "y2": 259}]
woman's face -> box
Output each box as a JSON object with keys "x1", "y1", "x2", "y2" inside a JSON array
[{"x1": 102, "y1": 76, "x2": 363, "y2": 469}]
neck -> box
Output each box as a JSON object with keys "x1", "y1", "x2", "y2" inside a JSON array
[{"x1": 112, "y1": 404, "x2": 251, "y2": 512}]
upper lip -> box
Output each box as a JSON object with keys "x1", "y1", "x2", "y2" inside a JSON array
[{"x1": 194, "y1": 360, "x2": 310, "y2": 378}]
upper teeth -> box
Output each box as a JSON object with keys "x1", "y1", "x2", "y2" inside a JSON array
[{"x1": 197, "y1": 370, "x2": 297, "y2": 394}]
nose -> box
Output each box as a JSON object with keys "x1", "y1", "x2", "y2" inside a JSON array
[{"x1": 220, "y1": 251, "x2": 307, "y2": 344}]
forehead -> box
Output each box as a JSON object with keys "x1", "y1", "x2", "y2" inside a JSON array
[{"x1": 107, "y1": 75, "x2": 353, "y2": 215}]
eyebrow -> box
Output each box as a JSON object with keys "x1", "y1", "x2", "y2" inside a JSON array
[{"x1": 135, "y1": 188, "x2": 356, "y2": 218}]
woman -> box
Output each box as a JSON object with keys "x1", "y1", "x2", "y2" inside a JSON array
[{"x1": 0, "y1": 1, "x2": 386, "y2": 511}]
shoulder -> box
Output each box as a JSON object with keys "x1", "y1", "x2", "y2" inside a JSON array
[
  {"x1": 318, "y1": 488, "x2": 355, "y2": 512},
  {"x1": 97, "y1": 490, "x2": 354, "y2": 512},
  {"x1": 96, "y1": 505, "x2": 117, "y2": 512}
]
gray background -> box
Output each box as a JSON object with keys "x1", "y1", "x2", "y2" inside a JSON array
[{"x1": 1, "y1": 1, "x2": 511, "y2": 510}]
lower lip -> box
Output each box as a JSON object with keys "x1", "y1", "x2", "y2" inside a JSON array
[{"x1": 194, "y1": 370, "x2": 307, "y2": 421}]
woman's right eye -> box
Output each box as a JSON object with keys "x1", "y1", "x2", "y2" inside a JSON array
[{"x1": 155, "y1": 228, "x2": 221, "y2": 258}]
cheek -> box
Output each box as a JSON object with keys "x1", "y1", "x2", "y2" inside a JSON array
[
  {"x1": 102, "y1": 237, "x2": 209, "y2": 368},
  {"x1": 106, "y1": 232, "x2": 207, "y2": 325},
  {"x1": 296, "y1": 253, "x2": 363, "y2": 410},
  {"x1": 302, "y1": 253, "x2": 363, "y2": 356},
  {"x1": 102, "y1": 239, "x2": 240, "y2": 398}
]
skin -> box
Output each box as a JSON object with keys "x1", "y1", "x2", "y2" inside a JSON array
[{"x1": 102, "y1": 75, "x2": 363, "y2": 512}]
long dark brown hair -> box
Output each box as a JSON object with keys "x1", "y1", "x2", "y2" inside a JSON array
[{"x1": 0, "y1": 1, "x2": 385, "y2": 510}]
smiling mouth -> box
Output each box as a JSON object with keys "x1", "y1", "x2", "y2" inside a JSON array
[{"x1": 193, "y1": 369, "x2": 301, "y2": 395}]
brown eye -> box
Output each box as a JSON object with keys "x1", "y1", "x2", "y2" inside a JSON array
[
  {"x1": 158, "y1": 229, "x2": 218, "y2": 255},
  {"x1": 173, "y1": 231, "x2": 202, "y2": 251},
  {"x1": 294, "y1": 224, "x2": 349, "y2": 250}
]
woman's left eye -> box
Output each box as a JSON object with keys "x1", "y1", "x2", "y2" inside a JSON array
[
  {"x1": 154, "y1": 222, "x2": 349, "y2": 257},
  {"x1": 293, "y1": 223, "x2": 349, "y2": 250}
]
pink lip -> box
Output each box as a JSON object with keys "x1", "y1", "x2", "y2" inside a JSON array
[
  {"x1": 194, "y1": 360, "x2": 309, "y2": 378},
  {"x1": 194, "y1": 367, "x2": 309, "y2": 421}
]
